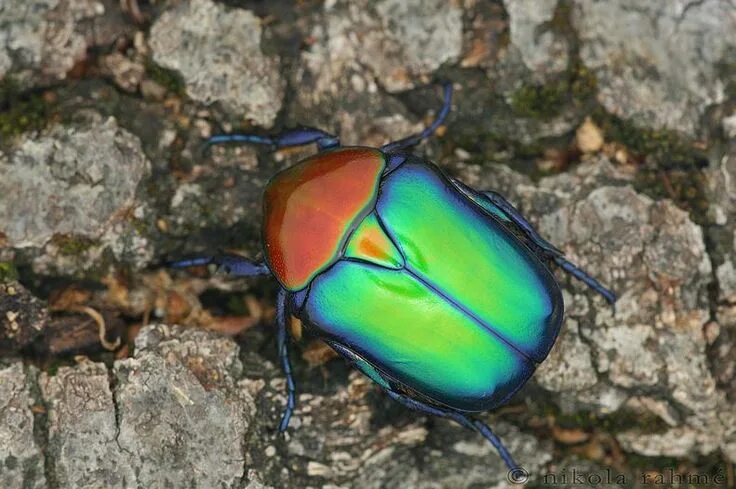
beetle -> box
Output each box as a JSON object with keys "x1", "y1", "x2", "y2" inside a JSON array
[{"x1": 172, "y1": 83, "x2": 615, "y2": 472}]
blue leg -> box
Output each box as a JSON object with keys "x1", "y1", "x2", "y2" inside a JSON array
[
  {"x1": 383, "y1": 389, "x2": 520, "y2": 472},
  {"x1": 169, "y1": 253, "x2": 271, "y2": 277},
  {"x1": 552, "y1": 257, "x2": 616, "y2": 305},
  {"x1": 206, "y1": 126, "x2": 340, "y2": 151},
  {"x1": 456, "y1": 182, "x2": 616, "y2": 304},
  {"x1": 276, "y1": 288, "x2": 296, "y2": 433},
  {"x1": 381, "y1": 82, "x2": 453, "y2": 153},
  {"x1": 327, "y1": 340, "x2": 519, "y2": 471}
]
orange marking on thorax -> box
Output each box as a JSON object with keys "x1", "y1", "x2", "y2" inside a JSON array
[{"x1": 263, "y1": 148, "x2": 385, "y2": 290}]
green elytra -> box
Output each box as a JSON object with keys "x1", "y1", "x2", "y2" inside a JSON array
[
  {"x1": 174, "y1": 83, "x2": 616, "y2": 472},
  {"x1": 304, "y1": 158, "x2": 560, "y2": 412}
]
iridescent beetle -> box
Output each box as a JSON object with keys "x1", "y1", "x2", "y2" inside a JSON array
[{"x1": 173, "y1": 83, "x2": 615, "y2": 471}]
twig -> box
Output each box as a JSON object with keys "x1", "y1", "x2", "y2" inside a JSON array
[{"x1": 70, "y1": 305, "x2": 121, "y2": 351}]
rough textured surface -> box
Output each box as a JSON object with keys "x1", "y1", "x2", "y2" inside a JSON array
[
  {"x1": 40, "y1": 361, "x2": 132, "y2": 489},
  {"x1": 291, "y1": 0, "x2": 459, "y2": 146},
  {"x1": 248, "y1": 366, "x2": 550, "y2": 488},
  {"x1": 706, "y1": 145, "x2": 736, "y2": 301},
  {"x1": 0, "y1": 362, "x2": 46, "y2": 489},
  {"x1": 0, "y1": 0, "x2": 129, "y2": 85},
  {"x1": 705, "y1": 143, "x2": 736, "y2": 425},
  {"x1": 0, "y1": 116, "x2": 149, "y2": 248},
  {"x1": 349, "y1": 0, "x2": 463, "y2": 93},
  {"x1": 573, "y1": 0, "x2": 736, "y2": 136},
  {"x1": 0, "y1": 281, "x2": 48, "y2": 354},
  {"x1": 0, "y1": 0, "x2": 57, "y2": 82},
  {"x1": 298, "y1": 0, "x2": 462, "y2": 96},
  {"x1": 2, "y1": 0, "x2": 736, "y2": 486},
  {"x1": 114, "y1": 324, "x2": 254, "y2": 489},
  {"x1": 125, "y1": 326, "x2": 551, "y2": 489},
  {"x1": 149, "y1": 0, "x2": 284, "y2": 127},
  {"x1": 24, "y1": 325, "x2": 256, "y2": 489},
  {"x1": 457, "y1": 157, "x2": 736, "y2": 462},
  {"x1": 503, "y1": 0, "x2": 568, "y2": 78},
  {"x1": 0, "y1": 115, "x2": 153, "y2": 275}
]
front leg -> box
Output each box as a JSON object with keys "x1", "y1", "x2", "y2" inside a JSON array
[
  {"x1": 275, "y1": 288, "x2": 297, "y2": 433},
  {"x1": 207, "y1": 126, "x2": 340, "y2": 152},
  {"x1": 169, "y1": 253, "x2": 271, "y2": 277}
]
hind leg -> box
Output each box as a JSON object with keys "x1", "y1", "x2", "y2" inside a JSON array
[
  {"x1": 328, "y1": 340, "x2": 520, "y2": 471},
  {"x1": 384, "y1": 389, "x2": 520, "y2": 471}
]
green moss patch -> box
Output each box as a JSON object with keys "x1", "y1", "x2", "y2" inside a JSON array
[
  {"x1": 0, "y1": 262, "x2": 19, "y2": 283},
  {"x1": 510, "y1": 79, "x2": 570, "y2": 119},
  {"x1": 144, "y1": 60, "x2": 186, "y2": 96},
  {"x1": 50, "y1": 235, "x2": 98, "y2": 256},
  {"x1": 0, "y1": 79, "x2": 56, "y2": 140}
]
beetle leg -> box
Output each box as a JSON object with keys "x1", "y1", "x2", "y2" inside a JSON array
[
  {"x1": 453, "y1": 180, "x2": 563, "y2": 256},
  {"x1": 456, "y1": 182, "x2": 617, "y2": 305},
  {"x1": 169, "y1": 253, "x2": 271, "y2": 277},
  {"x1": 276, "y1": 288, "x2": 297, "y2": 433},
  {"x1": 382, "y1": 389, "x2": 521, "y2": 472},
  {"x1": 551, "y1": 257, "x2": 616, "y2": 305},
  {"x1": 485, "y1": 189, "x2": 617, "y2": 304},
  {"x1": 206, "y1": 127, "x2": 340, "y2": 151},
  {"x1": 327, "y1": 340, "x2": 520, "y2": 470},
  {"x1": 381, "y1": 82, "x2": 453, "y2": 152}
]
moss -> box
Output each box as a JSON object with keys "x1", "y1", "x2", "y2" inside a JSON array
[
  {"x1": 0, "y1": 262, "x2": 19, "y2": 283},
  {"x1": 0, "y1": 76, "x2": 20, "y2": 101},
  {"x1": 145, "y1": 59, "x2": 186, "y2": 96},
  {"x1": 50, "y1": 235, "x2": 97, "y2": 256},
  {"x1": 510, "y1": 79, "x2": 569, "y2": 119},
  {"x1": 625, "y1": 452, "x2": 681, "y2": 472},
  {"x1": 0, "y1": 78, "x2": 56, "y2": 140},
  {"x1": 570, "y1": 63, "x2": 598, "y2": 100},
  {"x1": 550, "y1": 405, "x2": 670, "y2": 435},
  {"x1": 592, "y1": 109, "x2": 704, "y2": 167},
  {"x1": 633, "y1": 168, "x2": 710, "y2": 225},
  {"x1": 590, "y1": 108, "x2": 709, "y2": 222},
  {"x1": 508, "y1": 62, "x2": 598, "y2": 121},
  {"x1": 548, "y1": 0, "x2": 574, "y2": 36},
  {"x1": 716, "y1": 59, "x2": 736, "y2": 100}
]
